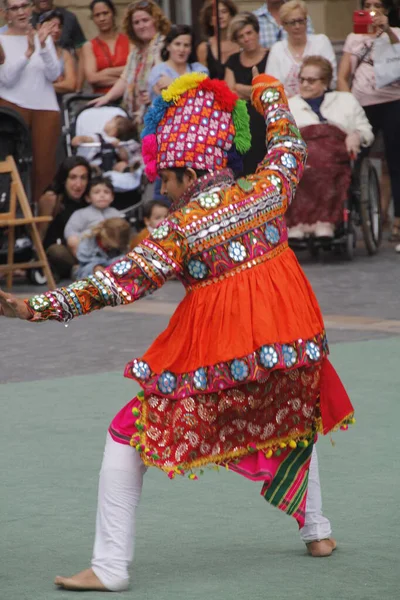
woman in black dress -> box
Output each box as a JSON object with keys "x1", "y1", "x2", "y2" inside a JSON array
[
  {"x1": 225, "y1": 12, "x2": 269, "y2": 175},
  {"x1": 197, "y1": 0, "x2": 239, "y2": 80}
]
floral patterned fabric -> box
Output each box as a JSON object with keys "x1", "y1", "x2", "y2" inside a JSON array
[{"x1": 127, "y1": 364, "x2": 321, "y2": 475}]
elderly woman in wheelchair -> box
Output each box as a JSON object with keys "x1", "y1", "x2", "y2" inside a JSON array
[{"x1": 287, "y1": 55, "x2": 374, "y2": 241}]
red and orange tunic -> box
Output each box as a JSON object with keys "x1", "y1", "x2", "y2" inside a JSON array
[{"x1": 26, "y1": 76, "x2": 353, "y2": 526}]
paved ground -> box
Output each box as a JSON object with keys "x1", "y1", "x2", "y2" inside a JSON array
[
  {"x1": 1, "y1": 242, "x2": 399, "y2": 384},
  {"x1": 1, "y1": 242, "x2": 399, "y2": 600}
]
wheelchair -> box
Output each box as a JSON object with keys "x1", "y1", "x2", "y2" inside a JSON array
[{"x1": 289, "y1": 153, "x2": 382, "y2": 261}]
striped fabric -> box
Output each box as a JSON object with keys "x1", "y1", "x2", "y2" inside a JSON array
[{"x1": 261, "y1": 441, "x2": 314, "y2": 528}]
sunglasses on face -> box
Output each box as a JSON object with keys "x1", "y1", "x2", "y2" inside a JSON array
[
  {"x1": 132, "y1": 0, "x2": 151, "y2": 8},
  {"x1": 298, "y1": 76, "x2": 322, "y2": 84},
  {"x1": 7, "y1": 2, "x2": 31, "y2": 11},
  {"x1": 284, "y1": 18, "x2": 307, "y2": 27}
]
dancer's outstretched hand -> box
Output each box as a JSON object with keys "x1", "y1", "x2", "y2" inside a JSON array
[{"x1": 0, "y1": 289, "x2": 31, "y2": 319}]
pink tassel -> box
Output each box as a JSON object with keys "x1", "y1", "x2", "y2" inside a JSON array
[{"x1": 145, "y1": 160, "x2": 158, "y2": 183}]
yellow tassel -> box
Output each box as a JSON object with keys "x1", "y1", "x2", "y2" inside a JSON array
[
  {"x1": 329, "y1": 433, "x2": 336, "y2": 447},
  {"x1": 265, "y1": 449, "x2": 273, "y2": 459},
  {"x1": 162, "y1": 73, "x2": 208, "y2": 103},
  {"x1": 289, "y1": 440, "x2": 297, "y2": 449}
]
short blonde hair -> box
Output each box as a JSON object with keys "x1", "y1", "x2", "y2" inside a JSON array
[
  {"x1": 90, "y1": 218, "x2": 131, "y2": 252},
  {"x1": 280, "y1": 0, "x2": 307, "y2": 24},
  {"x1": 228, "y1": 11, "x2": 260, "y2": 43}
]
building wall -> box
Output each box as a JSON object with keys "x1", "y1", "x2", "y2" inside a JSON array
[{"x1": 49, "y1": 0, "x2": 358, "y2": 41}]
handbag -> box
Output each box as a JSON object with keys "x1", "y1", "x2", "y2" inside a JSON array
[{"x1": 374, "y1": 35, "x2": 400, "y2": 88}]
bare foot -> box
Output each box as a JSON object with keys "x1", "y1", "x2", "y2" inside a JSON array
[
  {"x1": 54, "y1": 568, "x2": 108, "y2": 591},
  {"x1": 306, "y1": 538, "x2": 337, "y2": 557}
]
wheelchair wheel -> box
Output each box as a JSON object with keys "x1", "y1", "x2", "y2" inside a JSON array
[
  {"x1": 359, "y1": 158, "x2": 382, "y2": 255},
  {"x1": 27, "y1": 265, "x2": 47, "y2": 286},
  {"x1": 344, "y1": 227, "x2": 356, "y2": 261}
]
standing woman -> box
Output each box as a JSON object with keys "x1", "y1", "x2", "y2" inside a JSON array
[
  {"x1": 197, "y1": 0, "x2": 239, "y2": 80},
  {"x1": 0, "y1": 0, "x2": 61, "y2": 204},
  {"x1": 338, "y1": 0, "x2": 400, "y2": 241},
  {"x1": 148, "y1": 25, "x2": 208, "y2": 101},
  {"x1": 92, "y1": 0, "x2": 170, "y2": 129},
  {"x1": 265, "y1": 0, "x2": 336, "y2": 98},
  {"x1": 82, "y1": 0, "x2": 130, "y2": 95},
  {"x1": 39, "y1": 9, "x2": 77, "y2": 97},
  {"x1": 225, "y1": 12, "x2": 268, "y2": 175}
]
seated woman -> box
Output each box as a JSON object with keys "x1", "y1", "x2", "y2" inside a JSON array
[
  {"x1": 148, "y1": 24, "x2": 208, "y2": 101},
  {"x1": 287, "y1": 56, "x2": 374, "y2": 240},
  {"x1": 38, "y1": 9, "x2": 77, "y2": 99},
  {"x1": 82, "y1": 0, "x2": 130, "y2": 95},
  {"x1": 265, "y1": 0, "x2": 336, "y2": 98},
  {"x1": 38, "y1": 156, "x2": 91, "y2": 279}
]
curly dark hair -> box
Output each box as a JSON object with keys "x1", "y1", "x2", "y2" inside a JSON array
[
  {"x1": 199, "y1": 0, "x2": 238, "y2": 38},
  {"x1": 89, "y1": 0, "x2": 117, "y2": 16},
  {"x1": 51, "y1": 156, "x2": 91, "y2": 196},
  {"x1": 361, "y1": 0, "x2": 391, "y2": 10},
  {"x1": 122, "y1": 0, "x2": 171, "y2": 46}
]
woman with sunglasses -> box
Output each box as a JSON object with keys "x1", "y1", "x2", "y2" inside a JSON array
[
  {"x1": 286, "y1": 55, "x2": 373, "y2": 240},
  {"x1": 338, "y1": 0, "x2": 400, "y2": 242},
  {"x1": 265, "y1": 0, "x2": 336, "y2": 98},
  {"x1": 82, "y1": 0, "x2": 130, "y2": 95},
  {"x1": 0, "y1": 0, "x2": 61, "y2": 204},
  {"x1": 91, "y1": 0, "x2": 170, "y2": 129}
]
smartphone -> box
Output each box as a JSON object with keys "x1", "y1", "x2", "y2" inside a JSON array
[{"x1": 353, "y1": 10, "x2": 376, "y2": 34}]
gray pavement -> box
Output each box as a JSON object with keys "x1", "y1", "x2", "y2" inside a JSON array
[{"x1": 1, "y1": 242, "x2": 399, "y2": 384}]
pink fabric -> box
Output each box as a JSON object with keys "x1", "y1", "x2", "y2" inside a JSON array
[{"x1": 343, "y1": 31, "x2": 400, "y2": 107}]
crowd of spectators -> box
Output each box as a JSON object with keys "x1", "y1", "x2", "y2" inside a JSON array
[{"x1": 0, "y1": 0, "x2": 400, "y2": 282}]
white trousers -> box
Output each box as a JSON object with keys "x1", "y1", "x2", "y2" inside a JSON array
[{"x1": 91, "y1": 433, "x2": 331, "y2": 591}]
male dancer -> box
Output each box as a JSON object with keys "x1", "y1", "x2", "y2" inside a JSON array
[{"x1": 0, "y1": 72, "x2": 353, "y2": 591}]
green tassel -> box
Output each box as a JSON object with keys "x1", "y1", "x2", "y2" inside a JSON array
[{"x1": 232, "y1": 99, "x2": 251, "y2": 154}]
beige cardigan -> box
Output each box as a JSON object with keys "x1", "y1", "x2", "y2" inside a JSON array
[{"x1": 288, "y1": 91, "x2": 374, "y2": 147}]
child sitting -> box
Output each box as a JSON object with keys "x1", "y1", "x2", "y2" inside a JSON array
[
  {"x1": 64, "y1": 176, "x2": 121, "y2": 257},
  {"x1": 130, "y1": 200, "x2": 169, "y2": 249},
  {"x1": 76, "y1": 217, "x2": 131, "y2": 279},
  {"x1": 72, "y1": 115, "x2": 141, "y2": 174}
]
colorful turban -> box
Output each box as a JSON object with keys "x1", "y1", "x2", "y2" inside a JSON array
[{"x1": 141, "y1": 72, "x2": 251, "y2": 182}]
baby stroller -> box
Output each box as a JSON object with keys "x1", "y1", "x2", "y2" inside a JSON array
[
  {"x1": 63, "y1": 94, "x2": 145, "y2": 221},
  {"x1": 0, "y1": 107, "x2": 43, "y2": 280}
]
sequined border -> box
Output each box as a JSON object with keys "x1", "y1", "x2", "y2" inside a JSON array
[{"x1": 124, "y1": 332, "x2": 328, "y2": 400}]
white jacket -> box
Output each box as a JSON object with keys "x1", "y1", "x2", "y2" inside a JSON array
[{"x1": 288, "y1": 92, "x2": 374, "y2": 147}]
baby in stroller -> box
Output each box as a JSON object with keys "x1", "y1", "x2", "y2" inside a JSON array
[{"x1": 70, "y1": 106, "x2": 143, "y2": 193}]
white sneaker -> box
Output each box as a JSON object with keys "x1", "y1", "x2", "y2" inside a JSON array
[
  {"x1": 314, "y1": 222, "x2": 334, "y2": 238},
  {"x1": 395, "y1": 243, "x2": 400, "y2": 253},
  {"x1": 288, "y1": 224, "x2": 305, "y2": 240}
]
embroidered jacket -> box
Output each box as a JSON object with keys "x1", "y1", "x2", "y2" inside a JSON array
[{"x1": 27, "y1": 76, "x2": 328, "y2": 400}]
